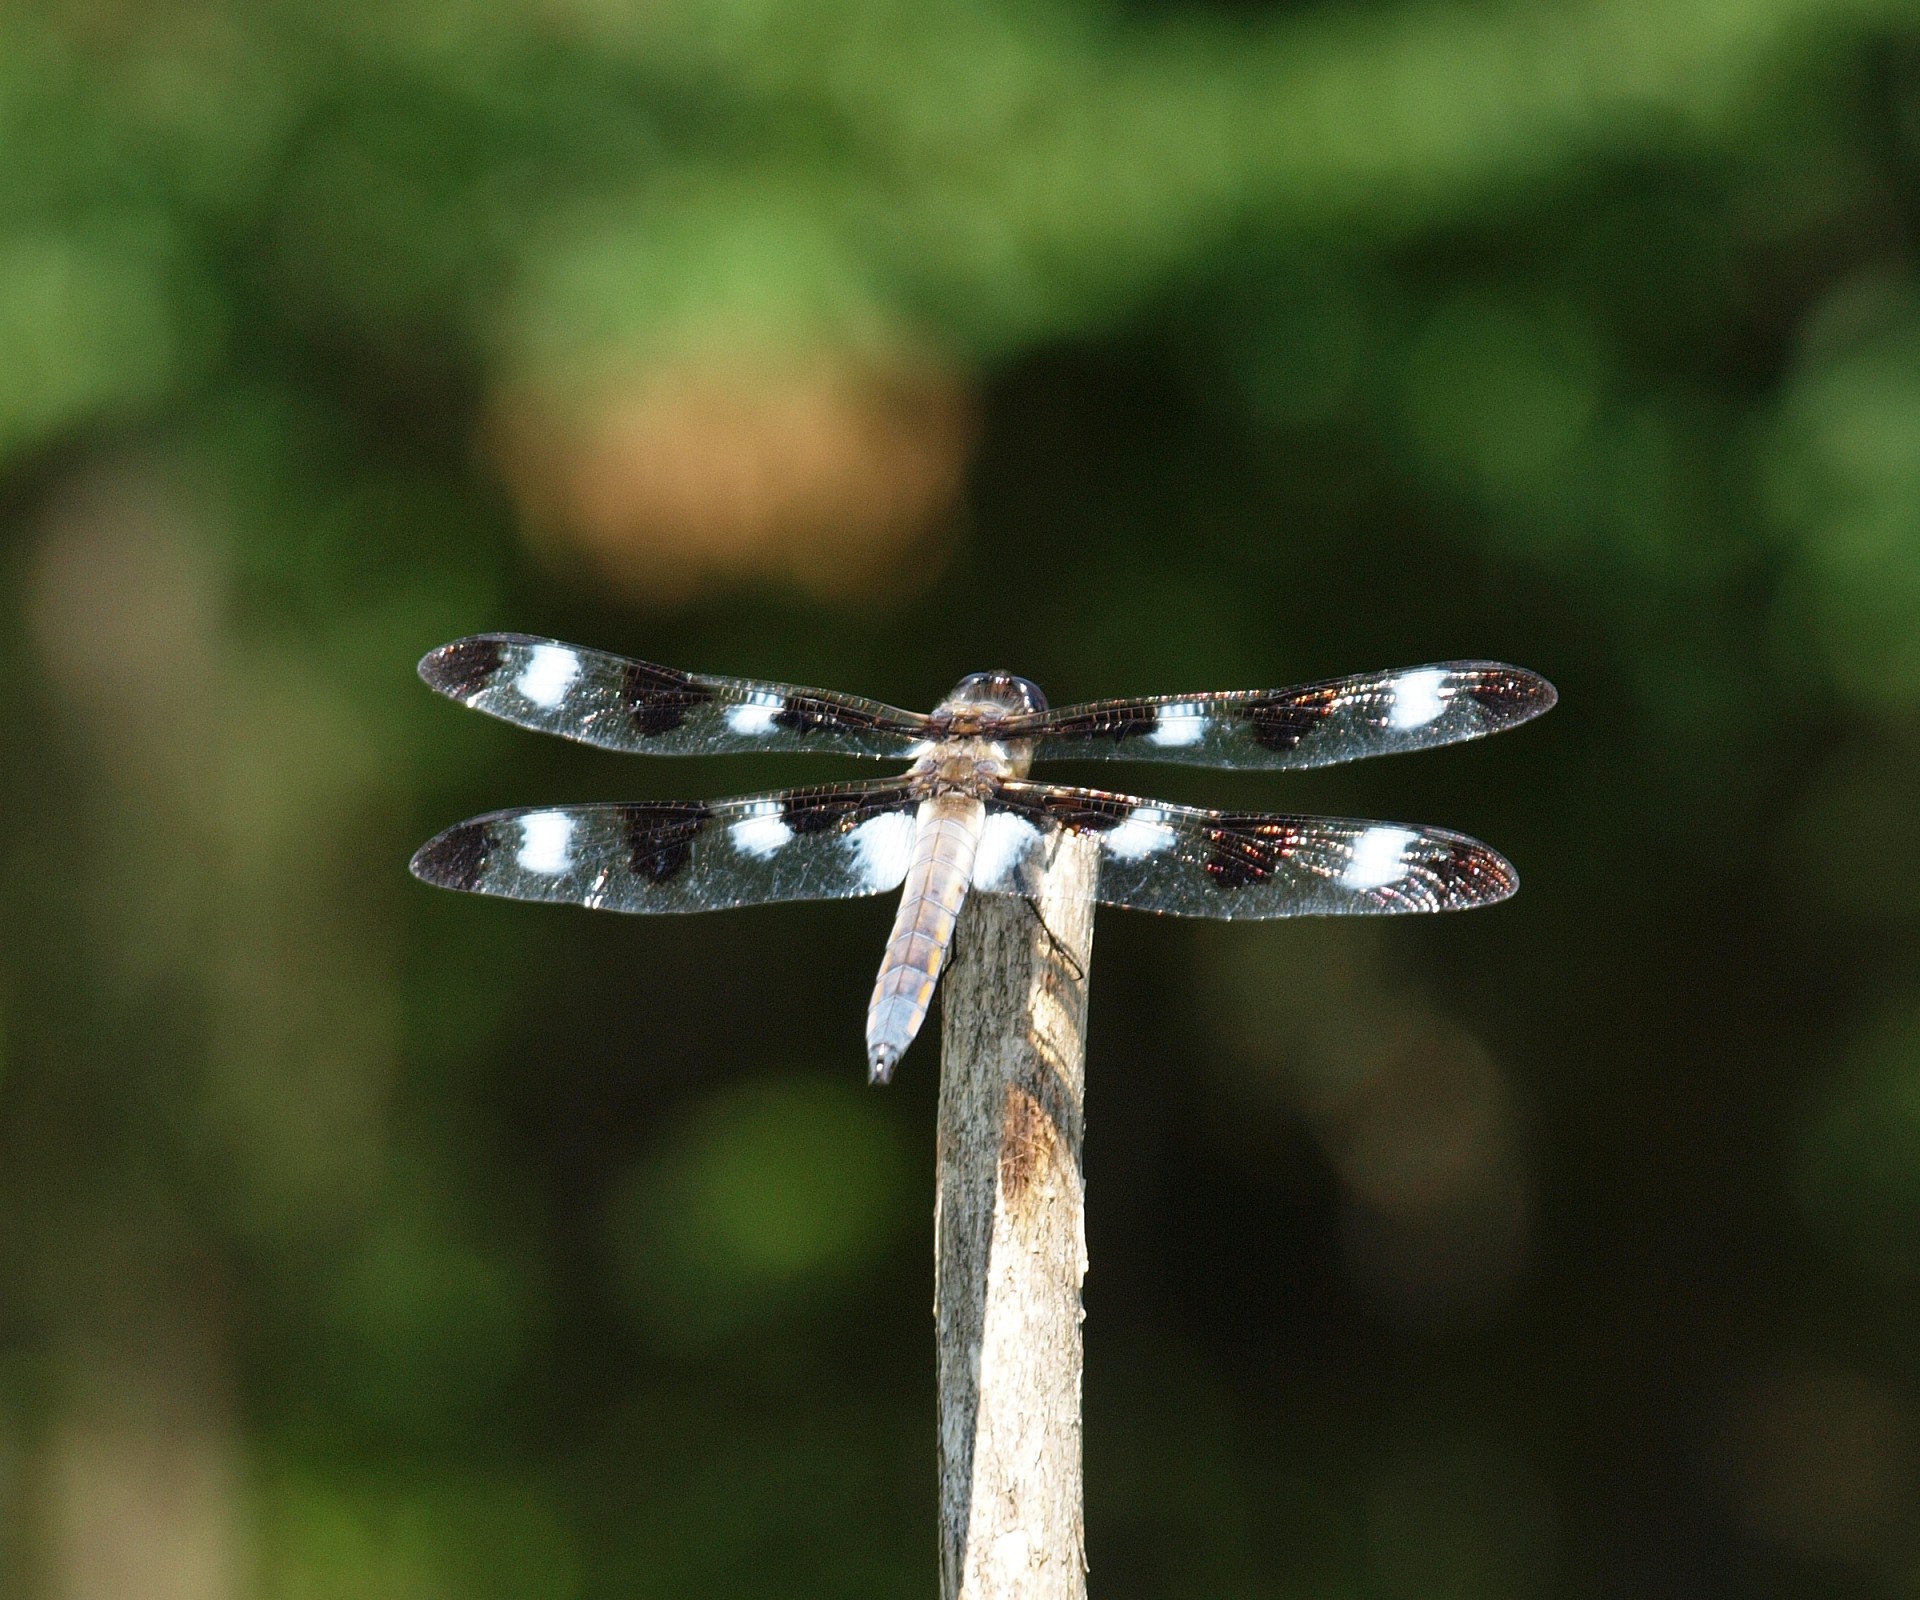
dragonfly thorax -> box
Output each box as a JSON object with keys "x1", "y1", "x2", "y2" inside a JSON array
[{"x1": 909, "y1": 741, "x2": 1025, "y2": 793}]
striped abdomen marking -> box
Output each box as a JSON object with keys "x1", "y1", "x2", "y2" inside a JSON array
[{"x1": 866, "y1": 794, "x2": 984, "y2": 1083}]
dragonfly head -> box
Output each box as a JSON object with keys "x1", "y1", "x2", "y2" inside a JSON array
[{"x1": 945, "y1": 671, "x2": 1048, "y2": 717}]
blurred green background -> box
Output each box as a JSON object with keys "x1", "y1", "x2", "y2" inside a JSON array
[{"x1": 4, "y1": 0, "x2": 1920, "y2": 1594}]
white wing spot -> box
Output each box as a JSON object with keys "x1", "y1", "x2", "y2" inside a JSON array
[
  {"x1": 516, "y1": 811, "x2": 576, "y2": 875},
  {"x1": 1387, "y1": 669, "x2": 1448, "y2": 731},
  {"x1": 729, "y1": 803, "x2": 792, "y2": 860},
  {"x1": 1148, "y1": 703, "x2": 1208, "y2": 747},
  {"x1": 1104, "y1": 806, "x2": 1173, "y2": 862},
  {"x1": 1342, "y1": 825, "x2": 1418, "y2": 890},
  {"x1": 515, "y1": 645, "x2": 580, "y2": 708},
  {"x1": 973, "y1": 812, "x2": 1042, "y2": 890},
  {"x1": 848, "y1": 811, "x2": 915, "y2": 891},
  {"x1": 726, "y1": 693, "x2": 783, "y2": 736}
]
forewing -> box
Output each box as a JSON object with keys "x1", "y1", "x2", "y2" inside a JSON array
[
  {"x1": 974, "y1": 783, "x2": 1516, "y2": 918},
  {"x1": 410, "y1": 781, "x2": 920, "y2": 913},
  {"x1": 419, "y1": 634, "x2": 931, "y2": 758},
  {"x1": 1010, "y1": 662, "x2": 1554, "y2": 770}
]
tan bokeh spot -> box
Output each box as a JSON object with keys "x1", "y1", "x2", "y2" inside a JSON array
[
  {"x1": 1718, "y1": 1360, "x2": 1916, "y2": 1563},
  {"x1": 493, "y1": 351, "x2": 976, "y2": 606}
]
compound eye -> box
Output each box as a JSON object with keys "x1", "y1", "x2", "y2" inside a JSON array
[
  {"x1": 1006, "y1": 675, "x2": 1048, "y2": 714},
  {"x1": 950, "y1": 670, "x2": 1047, "y2": 714}
]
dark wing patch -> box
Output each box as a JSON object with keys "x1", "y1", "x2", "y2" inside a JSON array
[
  {"x1": 978, "y1": 782, "x2": 1517, "y2": 918},
  {"x1": 411, "y1": 816, "x2": 491, "y2": 893},
  {"x1": 774, "y1": 695, "x2": 908, "y2": 741},
  {"x1": 428, "y1": 637, "x2": 508, "y2": 702},
  {"x1": 622, "y1": 802, "x2": 710, "y2": 883},
  {"x1": 1024, "y1": 704, "x2": 1161, "y2": 744},
  {"x1": 783, "y1": 784, "x2": 896, "y2": 834},
  {"x1": 1203, "y1": 819, "x2": 1304, "y2": 890},
  {"x1": 1022, "y1": 788, "x2": 1134, "y2": 832},
  {"x1": 418, "y1": 634, "x2": 931, "y2": 759},
  {"x1": 1006, "y1": 662, "x2": 1554, "y2": 771},
  {"x1": 409, "y1": 781, "x2": 920, "y2": 914},
  {"x1": 618, "y1": 661, "x2": 714, "y2": 738},
  {"x1": 1466, "y1": 671, "x2": 1551, "y2": 718},
  {"x1": 1245, "y1": 686, "x2": 1340, "y2": 753}
]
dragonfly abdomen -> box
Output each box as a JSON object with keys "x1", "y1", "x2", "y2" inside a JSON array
[{"x1": 866, "y1": 794, "x2": 984, "y2": 1083}]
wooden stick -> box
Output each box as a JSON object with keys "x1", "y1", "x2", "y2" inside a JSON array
[{"x1": 934, "y1": 833, "x2": 1098, "y2": 1600}]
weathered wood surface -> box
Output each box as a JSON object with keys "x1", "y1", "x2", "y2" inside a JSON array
[{"x1": 935, "y1": 833, "x2": 1098, "y2": 1600}]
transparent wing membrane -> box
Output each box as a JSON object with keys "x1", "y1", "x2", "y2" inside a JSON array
[
  {"x1": 419, "y1": 635, "x2": 930, "y2": 760},
  {"x1": 410, "y1": 781, "x2": 921, "y2": 913},
  {"x1": 1010, "y1": 663, "x2": 1554, "y2": 771},
  {"x1": 975, "y1": 783, "x2": 1516, "y2": 918}
]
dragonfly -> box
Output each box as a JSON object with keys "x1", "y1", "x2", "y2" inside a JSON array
[{"x1": 411, "y1": 636, "x2": 1555, "y2": 1082}]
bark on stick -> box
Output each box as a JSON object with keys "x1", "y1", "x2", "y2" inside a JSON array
[{"x1": 935, "y1": 833, "x2": 1098, "y2": 1600}]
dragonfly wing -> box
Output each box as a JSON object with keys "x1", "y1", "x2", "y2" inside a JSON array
[
  {"x1": 974, "y1": 782, "x2": 1516, "y2": 917},
  {"x1": 420, "y1": 635, "x2": 931, "y2": 759},
  {"x1": 1007, "y1": 663, "x2": 1553, "y2": 771},
  {"x1": 410, "y1": 781, "x2": 921, "y2": 913}
]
